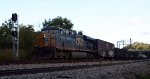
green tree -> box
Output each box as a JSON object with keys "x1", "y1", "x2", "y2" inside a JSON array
[
  {"x1": 0, "y1": 20, "x2": 12, "y2": 48},
  {"x1": 123, "y1": 41, "x2": 150, "y2": 51},
  {"x1": 0, "y1": 19, "x2": 36, "y2": 59},
  {"x1": 42, "y1": 16, "x2": 74, "y2": 30},
  {"x1": 19, "y1": 24, "x2": 35, "y2": 50},
  {"x1": 19, "y1": 24, "x2": 36, "y2": 59}
]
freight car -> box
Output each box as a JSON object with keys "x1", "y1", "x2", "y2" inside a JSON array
[
  {"x1": 96, "y1": 39, "x2": 115, "y2": 59},
  {"x1": 34, "y1": 26, "x2": 143, "y2": 60},
  {"x1": 114, "y1": 48, "x2": 147, "y2": 60},
  {"x1": 114, "y1": 48, "x2": 131, "y2": 60}
]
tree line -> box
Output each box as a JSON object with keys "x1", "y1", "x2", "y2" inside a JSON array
[{"x1": 123, "y1": 42, "x2": 150, "y2": 51}]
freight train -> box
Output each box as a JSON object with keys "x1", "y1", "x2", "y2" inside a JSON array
[{"x1": 34, "y1": 26, "x2": 146, "y2": 60}]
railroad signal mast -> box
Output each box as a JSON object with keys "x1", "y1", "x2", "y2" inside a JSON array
[
  {"x1": 117, "y1": 38, "x2": 132, "y2": 48},
  {"x1": 11, "y1": 13, "x2": 19, "y2": 60}
]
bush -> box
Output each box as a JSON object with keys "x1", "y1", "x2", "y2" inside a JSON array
[
  {"x1": 0, "y1": 48, "x2": 34, "y2": 62},
  {"x1": 139, "y1": 73, "x2": 150, "y2": 79},
  {"x1": 0, "y1": 49, "x2": 13, "y2": 62}
]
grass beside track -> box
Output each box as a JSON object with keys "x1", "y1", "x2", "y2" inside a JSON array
[
  {"x1": 139, "y1": 73, "x2": 150, "y2": 79},
  {"x1": 0, "y1": 49, "x2": 30, "y2": 62},
  {"x1": 0, "y1": 49, "x2": 13, "y2": 61}
]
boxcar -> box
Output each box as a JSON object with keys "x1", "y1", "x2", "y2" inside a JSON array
[{"x1": 96, "y1": 39, "x2": 115, "y2": 59}]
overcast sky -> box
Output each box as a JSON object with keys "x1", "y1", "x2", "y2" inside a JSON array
[{"x1": 0, "y1": 0, "x2": 150, "y2": 46}]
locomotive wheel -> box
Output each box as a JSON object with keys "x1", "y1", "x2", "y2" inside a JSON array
[
  {"x1": 101, "y1": 51, "x2": 106, "y2": 59},
  {"x1": 56, "y1": 50, "x2": 64, "y2": 59},
  {"x1": 87, "y1": 53, "x2": 94, "y2": 59},
  {"x1": 61, "y1": 52, "x2": 68, "y2": 59},
  {"x1": 64, "y1": 52, "x2": 72, "y2": 60}
]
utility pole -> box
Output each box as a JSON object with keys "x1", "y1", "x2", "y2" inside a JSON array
[
  {"x1": 11, "y1": 13, "x2": 19, "y2": 60},
  {"x1": 130, "y1": 38, "x2": 132, "y2": 48}
]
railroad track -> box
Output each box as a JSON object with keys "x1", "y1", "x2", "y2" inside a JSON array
[
  {"x1": 0, "y1": 59, "x2": 144, "y2": 65},
  {"x1": 0, "y1": 59, "x2": 102, "y2": 65},
  {"x1": 0, "y1": 59, "x2": 149, "y2": 77}
]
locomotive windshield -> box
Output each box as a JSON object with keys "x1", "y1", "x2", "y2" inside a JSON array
[
  {"x1": 49, "y1": 30, "x2": 58, "y2": 34},
  {"x1": 41, "y1": 26, "x2": 59, "y2": 34}
]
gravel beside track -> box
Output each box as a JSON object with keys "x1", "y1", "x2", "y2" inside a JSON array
[
  {"x1": 0, "y1": 60, "x2": 135, "y2": 70},
  {"x1": 0, "y1": 59, "x2": 150, "y2": 79}
]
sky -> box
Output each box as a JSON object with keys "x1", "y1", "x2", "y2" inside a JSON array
[{"x1": 0, "y1": 0, "x2": 150, "y2": 47}]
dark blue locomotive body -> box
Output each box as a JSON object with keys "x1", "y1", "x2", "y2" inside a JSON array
[{"x1": 35, "y1": 26, "x2": 98, "y2": 59}]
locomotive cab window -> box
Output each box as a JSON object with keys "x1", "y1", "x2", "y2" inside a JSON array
[
  {"x1": 60, "y1": 29, "x2": 66, "y2": 35},
  {"x1": 60, "y1": 29, "x2": 63, "y2": 35},
  {"x1": 66, "y1": 30, "x2": 69, "y2": 35},
  {"x1": 49, "y1": 30, "x2": 58, "y2": 34},
  {"x1": 69, "y1": 31, "x2": 71, "y2": 35}
]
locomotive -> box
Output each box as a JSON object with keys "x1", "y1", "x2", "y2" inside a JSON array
[{"x1": 34, "y1": 26, "x2": 144, "y2": 60}]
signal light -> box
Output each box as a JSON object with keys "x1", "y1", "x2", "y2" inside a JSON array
[
  {"x1": 12, "y1": 31, "x2": 17, "y2": 37},
  {"x1": 12, "y1": 13, "x2": 17, "y2": 22}
]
